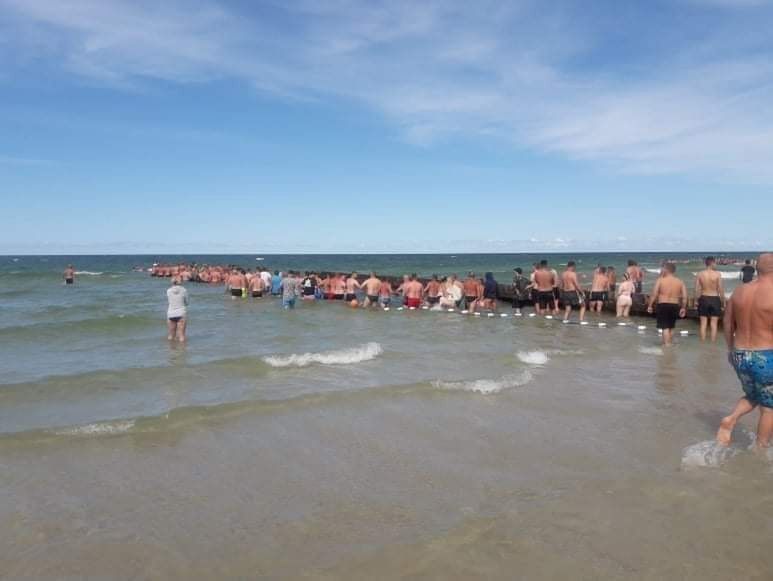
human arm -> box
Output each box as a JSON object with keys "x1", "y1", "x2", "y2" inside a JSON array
[
  {"x1": 723, "y1": 298, "x2": 735, "y2": 358},
  {"x1": 679, "y1": 282, "x2": 688, "y2": 317},
  {"x1": 647, "y1": 279, "x2": 661, "y2": 313}
]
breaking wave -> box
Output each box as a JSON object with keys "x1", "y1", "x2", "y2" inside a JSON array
[
  {"x1": 263, "y1": 342, "x2": 383, "y2": 368},
  {"x1": 53, "y1": 420, "x2": 136, "y2": 437},
  {"x1": 432, "y1": 369, "x2": 533, "y2": 395},
  {"x1": 517, "y1": 351, "x2": 549, "y2": 365}
]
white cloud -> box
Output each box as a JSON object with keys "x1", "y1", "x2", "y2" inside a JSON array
[{"x1": 2, "y1": 0, "x2": 773, "y2": 181}]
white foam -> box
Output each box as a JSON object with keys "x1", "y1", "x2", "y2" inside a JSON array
[
  {"x1": 681, "y1": 440, "x2": 741, "y2": 469},
  {"x1": 517, "y1": 350, "x2": 549, "y2": 365},
  {"x1": 637, "y1": 325, "x2": 647, "y2": 330},
  {"x1": 74, "y1": 271, "x2": 103, "y2": 275},
  {"x1": 460, "y1": 310, "x2": 469, "y2": 314},
  {"x1": 646, "y1": 268, "x2": 662, "y2": 274},
  {"x1": 598, "y1": 322, "x2": 607, "y2": 328},
  {"x1": 432, "y1": 369, "x2": 533, "y2": 395},
  {"x1": 54, "y1": 420, "x2": 136, "y2": 437},
  {"x1": 639, "y1": 346, "x2": 663, "y2": 356},
  {"x1": 264, "y1": 342, "x2": 383, "y2": 368},
  {"x1": 528, "y1": 313, "x2": 537, "y2": 318},
  {"x1": 545, "y1": 315, "x2": 553, "y2": 320}
]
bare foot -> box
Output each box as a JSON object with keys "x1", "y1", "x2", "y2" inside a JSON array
[
  {"x1": 167, "y1": 335, "x2": 174, "y2": 341},
  {"x1": 716, "y1": 416, "x2": 735, "y2": 446}
]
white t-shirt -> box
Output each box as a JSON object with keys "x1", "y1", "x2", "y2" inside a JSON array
[
  {"x1": 260, "y1": 271, "x2": 272, "y2": 286},
  {"x1": 167, "y1": 285, "x2": 189, "y2": 318}
]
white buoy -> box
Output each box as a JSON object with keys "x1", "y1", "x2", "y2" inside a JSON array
[
  {"x1": 637, "y1": 325, "x2": 647, "y2": 331},
  {"x1": 680, "y1": 330, "x2": 689, "y2": 336},
  {"x1": 474, "y1": 312, "x2": 481, "y2": 317},
  {"x1": 562, "y1": 319, "x2": 570, "y2": 324},
  {"x1": 383, "y1": 307, "x2": 390, "y2": 311},
  {"x1": 461, "y1": 310, "x2": 469, "y2": 314},
  {"x1": 500, "y1": 313, "x2": 508, "y2": 318},
  {"x1": 545, "y1": 315, "x2": 553, "y2": 320},
  {"x1": 409, "y1": 307, "x2": 416, "y2": 310},
  {"x1": 487, "y1": 313, "x2": 494, "y2": 318},
  {"x1": 617, "y1": 322, "x2": 627, "y2": 326},
  {"x1": 580, "y1": 321, "x2": 589, "y2": 326},
  {"x1": 515, "y1": 313, "x2": 523, "y2": 317},
  {"x1": 598, "y1": 322, "x2": 607, "y2": 328},
  {"x1": 397, "y1": 307, "x2": 404, "y2": 311},
  {"x1": 658, "y1": 329, "x2": 663, "y2": 334},
  {"x1": 529, "y1": 313, "x2": 537, "y2": 318},
  {"x1": 447, "y1": 308, "x2": 455, "y2": 313},
  {"x1": 421, "y1": 306, "x2": 429, "y2": 310}
]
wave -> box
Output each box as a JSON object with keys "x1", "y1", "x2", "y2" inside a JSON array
[
  {"x1": 681, "y1": 440, "x2": 741, "y2": 469},
  {"x1": 517, "y1": 351, "x2": 549, "y2": 365},
  {"x1": 0, "y1": 313, "x2": 159, "y2": 339},
  {"x1": 646, "y1": 268, "x2": 662, "y2": 274},
  {"x1": 263, "y1": 342, "x2": 383, "y2": 368},
  {"x1": 53, "y1": 420, "x2": 136, "y2": 437},
  {"x1": 431, "y1": 370, "x2": 533, "y2": 395},
  {"x1": 74, "y1": 270, "x2": 104, "y2": 275}
]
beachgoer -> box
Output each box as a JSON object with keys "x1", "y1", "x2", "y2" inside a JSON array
[
  {"x1": 403, "y1": 274, "x2": 423, "y2": 309},
  {"x1": 166, "y1": 277, "x2": 189, "y2": 342},
  {"x1": 378, "y1": 278, "x2": 393, "y2": 307},
  {"x1": 561, "y1": 261, "x2": 586, "y2": 322},
  {"x1": 616, "y1": 273, "x2": 635, "y2": 318},
  {"x1": 511, "y1": 268, "x2": 530, "y2": 315},
  {"x1": 607, "y1": 266, "x2": 617, "y2": 298},
  {"x1": 589, "y1": 266, "x2": 610, "y2": 314},
  {"x1": 740, "y1": 259, "x2": 756, "y2": 284},
  {"x1": 344, "y1": 272, "x2": 361, "y2": 303},
  {"x1": 647, "y1": 263, "x2": 687, "y2": 346},
  {"x1": 424, "y1": 275, "x2": 442, "y2": 306},
  {"x1": 627, "y1": 260, "x2": 643, "y2": 294},
  {"x1": 63, "y1": 265, "x2": 75, "y2": 285},
  {"x1": 249, "y1": 272, "x2": 266, "y2": 297},
  {"x1": 463, "y1": 272, "x2": 480, "y2": 311},
  {"x1": 533, "y1": 261, "x2": 555, "y2": 316},
  {"x1": 362, "y1": 273, "x2": 382, "y2": 308},
  {"x1": 480, "y1": 272, "x2": 498, "y2": 311},
  {"x1": 695, "y1": 256, "x2": 725, "y2": 342},
  {"x1": 270, "y1": 271, "x2": 282, "y2": 296},
  {"x1": 227, "y1": 269, "x2": 247, "y2": 298},
  {"x1": 716, "y1": 253, "x2": 773, "y2": 448},
  {"x1": 281, "y1": 271, "x2": 300, "y2": 309}
]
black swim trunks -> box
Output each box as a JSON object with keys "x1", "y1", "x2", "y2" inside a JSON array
[
  {"x1": 561, "y1": 291, "x2": 581, "y2": 308},
  {"x1": 590, "y1": 291, "x2": 606, "y2": 302},
  {"x1": 344, "y1": 293, "x2": 356, "y2": 302},
  {"x1": 230, "y1": 288, "x2": 243, "y2": 297},
  {"x1": 251, "y1": 291, "x2": 263, "y2": 298},
  {"x1": 698, "y1": 296, "x2": 722, "y2": 318},
  {"x1": 427, "y1": 296, "x2": 440, "y2": 305},
  {"x1": 168, "y1": 316, "x2": 182, "y2": 323},
  {"x1": 656, "y1": 303, "x2": 681, "y2": 330},
  {"x1": 65, "y1": 278, "x2": 74, "y2": 285},
  {"x1": 465, "y1": 296, "x2": 477, "y2": 305},
  {"x1": 334, "y1": 293, "x2": 345, "y2": 300},
  {"x1": 537, "y1": 291, "x2": 554, "y2": 309}
]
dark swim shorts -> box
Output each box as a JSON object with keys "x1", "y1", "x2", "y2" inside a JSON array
[
  {"x1": 590, "y1": 291, "x2": 606, "y2": 302},
  {"x1": 230, "y1": 288, "x2": 243, "y2": 297},
  {"x1": 656, "y1": 303, "x2": 680, "y2": 330},
  {"x1": 731, "y1": 350, "x2": 773, "y2": 408},
  {"x1": 698, "y1": 296, "x2": 722, "y2": 318},
  {"x1": 537, "y1": 291, "x2": 554, "y2": 308},
  {"x1": 427, "y1": 296, "x2": 440, "y2": 305},
  {"x1": 65, "y1": 278, "x2": 74, "y2": 285},
  {"x1": 168, "y1": 316, "x2": 183, "y2": 323},
  {"x1": 561, "y1": 291, "x2": 581, "y2": 308},
  {"x1": 367, "y1": 295, "x2": 379, "y2": 303}
]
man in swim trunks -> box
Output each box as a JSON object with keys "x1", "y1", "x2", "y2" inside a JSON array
[
  {"x1": 362, "y1": 272, "x2": 382, "y2": 308},
  {"x1": 533, "y1": 261, "x2": 556, "y2": 316},
  {"x1": 463, "y1": 272, "x2": 481, "y2": 311},
  {"x1": 63, "y1": 265, "x2": 75, "y2": 285},
  {"x1": 740, "y1": 259, "x2": 755, "y2": 284},
  {"x1": 166, "y1": 277, "x2": 189, "y2": 342},
  {"x1": 560, "y1": 261, "x2": 586, "y2": 322},
  {"x1": 716, "y1": 253, "x2": 773, "y2": 448},
  {"x1": 344, "y1": 272, "x2": 361, "y2": 303},
  {"x1": 646, "y1": 262, "x2": 687, "y2": 346},
  {"x1": 424, "y1": 275, "x2": 442, "y2": 306},
  {"x1": 227, "y1": 269, "x2": 247, "y2": 298},
  {"x1": 589, "y1": 267, "x2": 610, "y2": 314},
  {"x1": 549, "y1": 262, "x2": 561, "y2": 314},
  {"x1": 249, "y1": 271, "x2": 266, "y2": 297},
  {"x1": 281, "y1": 270, "x2": 300, "y2": 309},
  {"x1": 378, "y1": 278, "x2": 394, "y2": 307},
  {"x1": 331, "y1": 273, "x2": 346, "y2": 300},
  {"x1": 695, "y1": 256, "x2": 725, "y2": 342},
  {"x1": 607, "y1": 266, "x2": 617, "y2": 298},
  {"x1": 627, "y1": 260, "x2": 644, "y2": 294},
  {"x1": 403, "y1": 274, "x2": 423, "y2": 309}
]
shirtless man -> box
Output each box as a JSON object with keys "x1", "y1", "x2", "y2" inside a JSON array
[
  {"x1": 627, "y1": 260, "x2": 643, "y2": 294},
  {"x1": 646, "y1": 263, "x2": 687, "y2": 346},
  {"x1": 345, "y1": 272, "x2": 361, "y2": 303},
  {"x1": 695, "y1": 256, "x2": 725, "y2": 342},
  {"x1": 395, "y1": 275, "x2": 410, "y2": 298},
  {"x1": 589, "y1": 267, "x2": 610, "y2": 314},
  {"x1": 560, "y1": 261, "x2": 586, "y2": 322},
  {"x1": 227, "y1": 269, "x2": 247, "y2": 299},
  {"x1": 533, "y1": 261, "x2": 555, "y2": 316},
  {"x1": 331, "y1": 273, "x2": 347, "y2": 300},
  {"x1": 716, "y1": 253, "x2": 773, "y2": 449},
  {"x1": 63, "y1": 265, "x2": 75, "y2": 285},
  {"x1": 463, "y1": 272, "x2": 481, "y2": 311},
  {"x1": 403, "y1": 274, "x2": 423, "y2": 309},
  {"x1": 362, "y1": 272, "x2": 382, "y2": 308},
  {"x1": 424, "y1": 275, "x2": 442, "y2": 307},
  {"x1": 378, "y1": 278, "x2": 394, "y2": 307},
  {"x1": 248, "y1": 271, "x2": 266, "y2": 298}
]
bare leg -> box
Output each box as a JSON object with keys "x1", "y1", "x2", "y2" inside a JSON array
[
  {"x1": 564, "y1": 306, "x2": 571, "y2": 321},
  {"x1": 710, "y1": 316, "x2": 719, "y2": 342},
  {"x1": 662, "y1": 329, "x2": 673, "y2": 346},
  {"x1": 616, "y1": 302, "x2": 623, "y2": 317},
  {"x1": 755, "y1": 407, "x2": 773, "y2": 449},
  {"x1": 579, "y1": 304, "x2": 586, "y2": 322},
  {"x1": 167, "y1": 320, "x2": 176, "y2": 341},
  {"x1": 699, "y1": 316, "x2": 708, "y2": 341},
  {"x1": 177, "y1": 318, "x2": 187, "y2": 342},
  {"x1": 716, "y1": 397, "x2": 756, "y2": 446},
  {"x1": 623, "y1": 305, "x2": 631, "y2": 318}
]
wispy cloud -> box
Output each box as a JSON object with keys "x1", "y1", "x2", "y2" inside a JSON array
[{"x1": 2, "y1": 0, "x2": 773, "y2": 181}]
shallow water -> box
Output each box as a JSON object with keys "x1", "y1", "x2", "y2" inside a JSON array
[{"x1": 0, "y1": 254, "x2": 769, "y2": 579}]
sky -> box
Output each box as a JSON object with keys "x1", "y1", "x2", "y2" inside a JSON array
[{"x1": 1, "y1": 0, "x2": 772, "y2": 254}]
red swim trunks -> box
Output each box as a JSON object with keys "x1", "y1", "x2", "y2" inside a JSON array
[{"x1": 405, "y1": 297, "x2": 421, "y2": 308}]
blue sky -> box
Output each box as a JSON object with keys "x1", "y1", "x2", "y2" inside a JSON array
[{"x1": 1, "y1": 0, "x2": 772, "y2": 254}]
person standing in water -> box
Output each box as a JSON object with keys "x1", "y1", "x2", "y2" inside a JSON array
[
  {"x1": 647, "y1": 263, "x2": 688, "y2": 346},
  {"x1": 281, "y1": 271, "x2": 301, "y2": 309},
  {"x1": 362, "y1": 273, "x2": 382, "y2": 308},
  {"x1": 63, "y1": 264, "x2": 75, "y2": 285},
  {"x1": 479, "y1": 272, "x2": 498, "y2": 312},
  {"x1": 695, "y1": 256, "x2": 725, "y2": 342},
  {"x1": 616, "y1": 273, "x2": 635, "y2": 318},
  {"x1": 166, "y1": 277, "x2": 189, "y2": 342},
  {"x1": 740, "y1": 259, "x2": 756, "y2": 284},
  {"x1": 589, "y1": 267, "x2": 610, "y2": 314},
  {"x1": 560, "y1": 261, "x2": 586, "y2": 322},
  {"x1": 716, "y1": 253, "x2": 773, "y2": 449},
  {"x1": 511, "y1": 268, "x2": 530, "y2": 315}
]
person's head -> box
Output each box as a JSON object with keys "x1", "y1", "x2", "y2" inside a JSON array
[
  {"x1": 756, "y1": 253, "x2": 773, "y2": 276},
  {"x1": 663, "y1": 262, "x2": 676, "y2": 275},
  {"x1": 410, "y1": 273, "x2": 417, "y2": 281},
  {"x1": 172, "y1": 276, "x2": 181, "y2": 285},
  {"x1": 514, "y1": 267, "x2": 523, "y2": 275},
  {"x1": 705, "y1": 256, "x2": 716, "y2": 267},
  {"x1": 432, "y1": 274, "x2": 438, "y2": 281},
  {"x1": 539, "y1": 260, "x2": 548, "y2": 268},
  {"x1": 351, "y1": 271, "x2": 357, "y2": 278},
  {"x1": 745, "y1": 259, "x2": 751, "y2": 265},
  {"x1": 274, "y1": 270, "x2": 279, "y2": 275},
  {"x1": 468, "y1": 271, "x2": 475, "y2": 278},
  {"x1": 607, "y1": 266, "x2": 615, "y2": 272},
  {"x1": 599, "y1": 266, "x2": 607, "y2": 274},
  {"x1": 485, "y1": 272, "x2": 494, "y2": 282},
  {"x1": 370, "y1": 271, "x2": 376, "y2": 278},
  {"x1": 567, "y1": 261, "x2": 576, "y2": 270},
  {"x1": 627, "y1": 259, "x2": 635, "y2": 267}
]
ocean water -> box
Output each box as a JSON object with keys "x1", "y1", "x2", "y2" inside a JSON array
[{"x1": 0, "y1": 253, "x2": 770, "y2": 579}]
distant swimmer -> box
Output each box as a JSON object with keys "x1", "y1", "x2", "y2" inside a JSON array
[
  {"x1": 249, "y1": 271, "x2": 266, "y2": 298},
  {"x1": 227, "y1": 269, "x2": 247, "y2": 299},
  {"x1": 463, "y1": 272, "x2": 481, "y2": 312},
  {"x1": 589, "y1": 266, "x2": 610, "y2": 314},
  {"x1": 344, "y1": 272, "x2": 362, "y2": 303},
  {"x1": 533, "y1": 261, "x2": 556, "y2": 316},
  {"x1": 511, "y1": 268, "x2": 530, "y2": 315},
  {"x1": 647, "y1": 263, "x2": 687, "y2": 346},
  {"x1": 281, "y1": 270, "x2": 300, "y2": 309},
  {"x1": 63, "y1": 264, "x2": 75, "y2": 285},
  {"x1": 561, "y1": 261, "x2": 586, "y2": 322},
  {"x1": 740, "y1": 259, "x2": 756, "y2": 284},
  {"x1": 362, "y1": 272, "x2": 382, "y2": 308},
  {"x1": 403, "y1": 274, "x2": 423, "y2": 309},
  {"x1": 695, "y1": 256, "x2": 725, "y2": 342},
  {"x1": 616, "y1": 273, "x2": 635, "y2": 318},
  {"x1": 166, "y1": 277, "x2": 189, "y2": 342},
  {"x1": 424, "y1": 275, "x2": 441, "y2": 307},
  {"x1": 716, "y1": 253, "x2": 773, "y2": 449}
]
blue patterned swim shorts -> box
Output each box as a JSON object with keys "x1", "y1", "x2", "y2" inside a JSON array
[{"x1": 732, "y1": 350, "x2": 773, "y2": 408}]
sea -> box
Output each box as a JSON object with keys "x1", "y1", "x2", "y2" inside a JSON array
[{"x1": 0, "y1": 253, "x2": 770, "y2": 579}]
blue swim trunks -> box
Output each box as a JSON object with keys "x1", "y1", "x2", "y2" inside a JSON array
[{"x1": 732, "y1": 350, "x2": 773, "y2": 408}]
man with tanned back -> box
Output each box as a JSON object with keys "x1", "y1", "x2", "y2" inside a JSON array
[
  {"x1": 695, "y1": 256, "x2": 725, "y2": 342},
  {"x1": 403, "y1": 274, "x2": 423, "y2": 309},
  {"x1": 561, "y1": 261, "x2": 586, "y2": 323},
  {"x1": 63, "y1": 264, "x2": 76, "y2": 285},
  {"x1": 716, "y1": 253, "x2": 773, "y2": 449},
  {"x1": 462, "y1": 272, "x2": 480, "y2": 311},
  {"x1": 362, "y1": 272, "x2": 382, "y2": 308},
  {"x1": 227, "y1": 269, "x2": 247, "y2": 299},
  {"x1": 647, "y1": 262, "x2": 687, "y2": 346},
  {"x1": 589, "y1": 266, "x2": 610, "y2": 314},
  {"x1": 533, "y1": 261, "x2": 555, "y2": 316},
  {"x1": 344, "y1": 272, "x2": 361, "y2": 303},
  {"x1": 424, "y1": 275, "x2": 441, "y2": 307}
]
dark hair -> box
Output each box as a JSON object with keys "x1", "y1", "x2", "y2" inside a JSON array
[
  {"x1": 514, "y1": 267, "x2": 522, "y2": 274},
  {"x1": 539, "y1": 260, "x2": 548, "y2": 267},
  {"x1": 485, "y1": 272, "x2": 494, "y2": 281},
  {"x1": 705, "y1": 256, "x2": 716, "y2": 266},
  {"x1": 664, "y1": 262, "x2": 676, "y2": 273},
  {"x1": 274, "y1": 270, "x2": 279, "y2": 275},
  {"x1": 567, "y1": 261, "x2": 576, "y2": 268},
  {"x1": 627, "y1": 259, "x2": 635, "y2": 266},
  {"x1": 745, "y1": 259, "x2": 751, "y2": 265},
  {"x1": 599, "y1": 266, "x2": 607, "y2": 274}
]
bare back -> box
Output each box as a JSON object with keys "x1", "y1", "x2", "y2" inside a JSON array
[
  {"x1": 534, "y1": 270, "x2": 554, "y2": 292},
  {"x1": 726, "y1": 278, "x2": 773, "y2": 350},
  {"x1": 561, "y1": 270, "x2": 580, "y2": 292},
  {"x1": 653, "y1": 275, "x2": 686, "y2": 305},
  {"x1": 696, "y1": 269, "x2": 722, "y2": 297}
]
